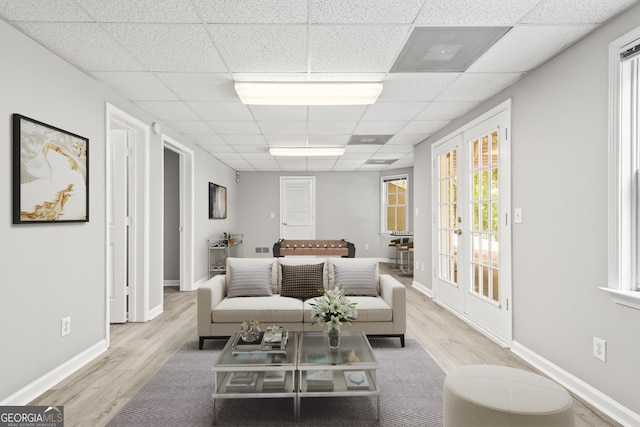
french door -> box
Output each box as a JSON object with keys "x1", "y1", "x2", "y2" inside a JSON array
[{"x1": 432, "y1": 106, "x2": 512, "y2": 345}]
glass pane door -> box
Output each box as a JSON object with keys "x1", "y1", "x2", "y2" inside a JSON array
[{"x1": 437, "y1": 149, "x2": 459, "y2": 284}]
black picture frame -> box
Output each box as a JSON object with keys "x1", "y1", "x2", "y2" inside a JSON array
[
  {"x1": 12, "y1": 114, "x2": 89, "y2": 224},
  {"x1": 209, "y1": 182, "x2": 227, "y2": 219}
]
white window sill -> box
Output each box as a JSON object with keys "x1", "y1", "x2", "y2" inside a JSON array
[{"x1": 599, "y1": 287, "x2": 640, "y2": 311}]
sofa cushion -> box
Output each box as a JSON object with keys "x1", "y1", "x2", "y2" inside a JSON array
[
  {"x1": 334, "y1": 263, "x2": 378, "y2": 296},
  {"x1": 277, "y1": 257, "x2": 328, "y2": 293},
  {"x1": 280, "y1": 263, "x2": 325, "y2": 300},
  {"x1": 227, "y1": 264, "x2": 273, "y2": 298},
  {"x1": 328, "y1": 258, "x2": 380, "y2": 292},
  {"x1": 212, "y1": 295, "x2": 304, "y2": 323},
  {"x1": 226, "y1": 257, "x2": 278, "y2": 294},
  {"x1": 303, "y1": 295, "x2": 392, "y2": 323}
]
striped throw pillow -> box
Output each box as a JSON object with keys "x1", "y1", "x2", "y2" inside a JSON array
[
  {"x1": 280, "y1": 263, "x2": 324, "y2": 300},
  {"x1": 227, "y1": 264, "x2": 273, "y2": 298},
  {"x1": 334, "y1": 263, "x2": 378, "y2": 296}
]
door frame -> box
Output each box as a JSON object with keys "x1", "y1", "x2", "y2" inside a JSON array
[
  {"x1": 163, "y1": 135, "x2": 195, "y2": 292},
  {"x1": 105, "y1": 103, "x2": 150, "y2": 343},
  {"x1": 430, "y1": 99, "x2": 513, "y2": 346}
]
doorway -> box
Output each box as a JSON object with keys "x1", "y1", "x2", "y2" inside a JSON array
[
  {"x1": 431, "y1": 101, "x2": 512, "y2": 345},
  {"x1": 163, "y1": 135, "x2": 195, "y2": 292},
  {"x1": 280, "y1": 176, "x2": 316, "y2": 239},
  {"x1": 106, "y1": 103, "x2": 150, "y2": 329}
]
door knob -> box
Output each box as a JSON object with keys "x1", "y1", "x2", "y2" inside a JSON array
[{"x1": 453, "y1": 229, "x2": 462, "y2": 235}]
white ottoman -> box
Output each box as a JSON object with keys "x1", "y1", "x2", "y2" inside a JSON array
[{"x1": 444, "y1": 365, "x2": 575, "y2": 426}]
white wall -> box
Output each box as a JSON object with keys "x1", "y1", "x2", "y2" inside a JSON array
[
  {"x1": 0, "y1": 18, "x2": 237, "y2": 402},
  {"x1": 414, "y1": 3, "x2": 640, "y2": 420}
]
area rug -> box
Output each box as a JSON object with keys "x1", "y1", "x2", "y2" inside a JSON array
[{"x1": 107, "y1": 338, "x2": 445, "y2": 426}]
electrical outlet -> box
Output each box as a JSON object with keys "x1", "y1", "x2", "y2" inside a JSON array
[
  {"x1": 61, "y1": 317, "x2": 71, "y2": 337},
  {"x1": 364, "y1": 244, "x2": 369, "y2": 250},
  {"x1": 593, "y1": 337, "x2": 606, "y2": 362}
]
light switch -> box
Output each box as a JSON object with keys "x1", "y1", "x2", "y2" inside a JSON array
[
  {"x1": 514, "y1": 208, "x2": 523, "y2": 224},
  {"x1": 270, "y1": 212, "x2": 275, "y2": 219}
]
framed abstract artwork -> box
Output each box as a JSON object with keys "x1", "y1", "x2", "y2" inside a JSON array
[
  {"x1": 12, "y1": 114, "x2": 89, "y2": 224},
  {"x1": 209, "y1": 182, "x2": 227, "y2": 219}
]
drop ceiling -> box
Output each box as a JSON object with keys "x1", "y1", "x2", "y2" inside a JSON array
[{"x1": 0, "y1": 0, "x2": 636, "y2": 172}]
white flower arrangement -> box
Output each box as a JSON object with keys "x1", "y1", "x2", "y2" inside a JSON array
[{"x1": 309, "y1": 284, "x2": 358, "y2": 330}]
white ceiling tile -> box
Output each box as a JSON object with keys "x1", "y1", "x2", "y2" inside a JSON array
[
  {"x1": 233, "y1": 72, "x2": 386, "y2": 82},
  {"x1": 186, "y1": 134, "x2": 227, "y2": 145},
  {"x1": 416, "y1": 0, "x2": 540, "y2": 25},
  {"x1": 211, "y1": 25, "x2": 307, "y2": 72},
  {"x1": 249, "y1": 106, "x2": 308, "y2": 121},
  {"x1": 194, "y1": 0, "x2": 308, "y2": 23},
  {"x1": 276, "y1": 160, "x2": 308, "y2": 171},
  {"x1": 310, "y1": 25, "x2": 410, "y2": 72},
  {"x1": 308, "y1": 159, "x2": 339, "y2": 169},
  {"x1": 165, "y1": 121, "x2": 214, "y2": 135},
  {"x1": 238, "y1": 151, "x2": 272, "y2": 159},
  {"x1": 188, "y1": 102, "x2": 253, "y2": 121},
  {"x1": 308, "y1": 135, "x2": 351, "y2": 145},
  {"x1": 258, "y1": 122, "x2": 308, "y2": 135},
  {"x1": 156, "y1": 73, "x2": 237, "y2": 101},
  {"x1": 377, "y1": 144, "x2": 414, "y2": 153},
  {"x1": 353, "y1": 121, "x2": 407, "y2": 134},
  {"x1": 311, "y1": 0, "x2": 424, "y2": 24},
  {"x1": 265, "y1": 135, "x2": 307, "y2": 146},
  {"x1": 211, "y1": 152, "x2": 244, "y2": 160},
  {"x1": 345, "y1": 145, "x2": 381, "y2": 153},
  {"x1": 220, "y1": 160, "x2": 254, "y2": 171},
  {"x1": 105, "y1": 24, "x2": 226, "y2": 72},
  {"x1": 370, "y1": 152, "x2": 403, "y2": 159},
  {"x1": 307, "y1": 122, "x2": 356, "y2": 134},
  {"x1": 220, "y1": 135, "x2": 267, "y2": 145},
  {"x1": 413, "y1": 101, "x2": 479, "y2": 121},
  {"x1": 91, "y1": 72, "x2": 178, "y2": 100},
  {"x1": 134, "y1": 101, "x2": 200, "y2": 120},
  {"x1": 468, "y1": 25, "x2": 596, "y2": 73},
  {"x1": 208, "y1": 121, "x2": 261, "y2": 134},
  {"x1": 77, "y1": 0, "x2": 200, "y2": 23},
  {"x1": 522, "y1": 0, "x2": 637, "y2": 24},
  {"x1": 360, "y1": 102, "x2": 427, "y2": 121},
  {"x1": 386, "y1": 134, "x2": 428, "y2": 145},
  {"x1": 399, "y1": 120, "x2": 450, "y2": 135},
  {"x1": 378, "y1": 73, "x2": 461, "y2": 102},
  {"x1": 308, "y1": 106, "x2": 367, "y2": 121},
  {"x1": 359, "y1": 163, "x2": 387, "y2": 170},
  {"x1": 200, "y1": 144, "x2": 236, "y2": 153},
  {"x1": 0, "y1": 0, "x2": 92, "y2": 21},
  {"x1": 435, "y1": 72, "x2": 523, "y2": 101},
  {"x1": 16, "y1": 23, "x2": 145, "y2": 71}
]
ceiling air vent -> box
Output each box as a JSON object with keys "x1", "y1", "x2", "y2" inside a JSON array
[{"x1": 348, "y1": 135, "x2": 393, "y2": 145}]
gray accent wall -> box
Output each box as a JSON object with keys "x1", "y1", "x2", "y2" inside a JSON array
[
  {"x1": 0, "y1": 18, "x2": 237, "y2": 402},
  {"x1": 413, "y1": 3, "x2": 640, "y2": 418},
  {"x1": 163, "y1": 148, "x2": 180, "y2": 282}
]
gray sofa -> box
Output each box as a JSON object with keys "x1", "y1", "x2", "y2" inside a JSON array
[{"x1": 197, "y1": 257, "x2": 406, "y2": 349}]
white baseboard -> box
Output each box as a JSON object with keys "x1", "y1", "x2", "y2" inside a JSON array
[
  {"x1": 0, "y1": 340, "x2": 107, "y2": 406},
  {"x1": 412, "y1": 280, "x2": 433, "y2": 298},
  {"x1": 511, "y1": 341, "x2": 640, "y2": 426},
  {"x1": 147, "y1": 304, "x2": 163, "y2": 320},
  {"x1": 163, "y1": 280, "x2": 179, "y2": 287}
]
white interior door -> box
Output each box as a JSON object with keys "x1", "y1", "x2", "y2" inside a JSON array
[
  {"x1": 108, "y1": 129, "x2": 128, "y2": 323},
  {"x1": 280, "y1": 176, "x2": 316, "y2": 239},
  {"x1": 432, "y1": 104, "x2": 512, "y2": 345}
]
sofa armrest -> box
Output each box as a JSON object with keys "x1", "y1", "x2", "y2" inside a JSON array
[
  {"x1": 197, "y1": 275, "x2": 226, "y2": 337},
  {"x1": 379, "y1": 274, "x2": 407, "y2": 334}
]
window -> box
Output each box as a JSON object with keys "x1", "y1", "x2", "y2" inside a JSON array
[
  {"x1": 605, "y1": 27, "x2": 640, "y2": 309},
  {"x1": 381, "y1": 175, "x2": 408, "y2": 233}
]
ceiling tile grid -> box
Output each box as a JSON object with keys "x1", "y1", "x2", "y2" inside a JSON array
[{"x1": 1, "y1": 0, "x2": 638, "y2": 171}]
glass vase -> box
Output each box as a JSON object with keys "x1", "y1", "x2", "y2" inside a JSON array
[{"x1": 328, "y1": 327, "x2": 340, "y2": 349}]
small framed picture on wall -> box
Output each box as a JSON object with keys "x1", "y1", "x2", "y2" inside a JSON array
[{"x1": 209, "y1": 182, "x2": 227, "y2": 219}]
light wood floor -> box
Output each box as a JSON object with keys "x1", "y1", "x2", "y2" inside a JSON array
[{"x1": 31, "y1": 264, "x2": 619, "y2": 426}]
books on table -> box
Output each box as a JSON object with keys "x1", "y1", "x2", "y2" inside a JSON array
[
  {"x1": 344, "y1": 370, "x2": 370, "y2": 390},
  {"x1": 306, "y1": 370, "x2": 334, "y2": 391},
  {"x1": 262, "y1": 370, "x2": 286, "y2": 391},
  {"x1": 226, "y1": 371, "x2": 259, "y2": 392}
]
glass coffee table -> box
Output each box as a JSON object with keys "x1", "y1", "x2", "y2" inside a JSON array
[
  {"x1": 297, "y1": 331, "x2": 380, "y2": 421},
  {"x1": 211, "y1": 331, "x2": 299, "y2": 424},
  {"x1": 211, "y1": 330, "x2": 379, "y2": 424}
]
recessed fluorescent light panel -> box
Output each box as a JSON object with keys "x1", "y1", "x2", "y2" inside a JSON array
[
  {"x1": 235, "y1": 82, "x2": 383, "y2": 105},
  {"x1": 391, "y1": 26, "x2": 511, "y2": 72},
  {"x1": 269, "y1": 147, "x2": 346, "y2": 157}
]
